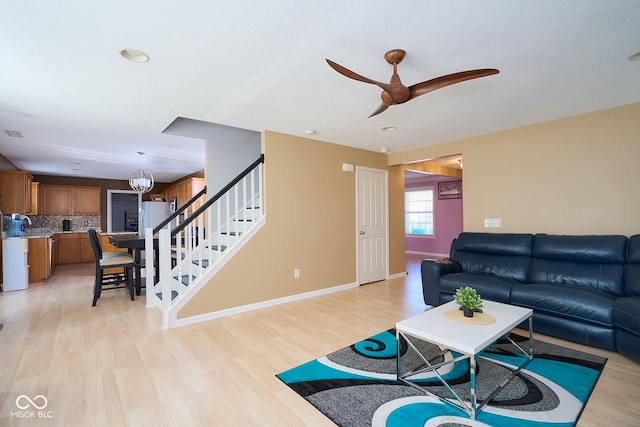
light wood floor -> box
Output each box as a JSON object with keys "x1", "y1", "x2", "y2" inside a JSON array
[{"x1": 1, "y1": 254, "x2": 639, "y2": 426}]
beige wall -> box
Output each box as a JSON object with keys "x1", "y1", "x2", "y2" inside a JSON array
[
  {"x1": 388, "y1": 165, "x2": 406, "y2": 274},
  {"x1": 179, "y1": 131, "x2": 400, "y2": 318},
  {"x1": 389, "y1": 102, "x2": 640, "y2": 236}
]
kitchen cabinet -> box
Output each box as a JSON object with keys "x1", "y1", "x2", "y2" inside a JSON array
[
  {"x1": 78, "y1": 233, "x2": 94, "y2": 262},
  {"x1": 54, "y1": 232, "x2": 94, "y2": 264},
  {"x1": 163, "y1": 177, "x2": 205, "y2": 215},
  {"x1": 43, "y1": 186, "x2": 73, "y2": 214},
  {"x1": 74, "y1": 187, "x2": 102, "y2": 215},
  {"x1": 42, "y1": 185, "x2": 101, "y2": 215},
  {"x1": 55, "y1": 233, "x2": 79, "y2": 264},
  {"x1": 0, "y1": 171, "x2": 33, "y2": 213},
  {"x1": 28, "y1": 182, "x2": 39, "y2": 215},
  {"x1": 28, "y1": 237, "x2": 52, "y2": 283}
]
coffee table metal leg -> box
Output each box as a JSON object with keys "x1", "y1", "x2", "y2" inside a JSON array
[
  {"x1": 397, "y1": 323, "x2": 534, "y2": 420},
  {"x1": 470, "y1": 355, "x2": 477, "y2": 419},
  {"x1": 397, "y1": 331, "x2": 472, "y2": 417}
]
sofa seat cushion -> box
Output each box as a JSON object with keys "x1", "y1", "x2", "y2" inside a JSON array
[
  {"x1": 439, "y1": 272, "x2": 515, "y2": 304},
  {"x1": 612, "y1": 296, "x2": 640, "y2": 335},
  {"x1": 511, "y1": 284, "x2": 616, "y2": 327}
]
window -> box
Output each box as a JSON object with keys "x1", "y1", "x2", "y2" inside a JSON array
[{"x1": 405, "y1": 186, "x2": 434, "y2": 236}]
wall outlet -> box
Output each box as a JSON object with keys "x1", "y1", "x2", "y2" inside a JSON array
[
  {"x1": 484, "y1": 218, "x2": 502, "y2": 228},
  {"x1": 294, "y1": 268, "x2": 300, "y2": 279}
]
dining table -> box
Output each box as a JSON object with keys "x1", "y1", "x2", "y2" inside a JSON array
[{"x1": 108, "y1": 234, "x2": 159, "y2": 295}]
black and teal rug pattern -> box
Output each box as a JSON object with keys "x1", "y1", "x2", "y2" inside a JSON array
[{"x1": 277, "y1": 329, "x2": 606, "y2": 427}]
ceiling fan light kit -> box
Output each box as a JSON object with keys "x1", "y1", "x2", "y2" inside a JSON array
[{"x1": 326, "y1": 49, "x2": 499, "y2": 117}]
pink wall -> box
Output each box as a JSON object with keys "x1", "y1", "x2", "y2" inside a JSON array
[{"x1": 405, "y1": 178, "x2": 463, "y2": 256}]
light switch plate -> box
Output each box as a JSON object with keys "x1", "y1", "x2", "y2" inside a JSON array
[{"x1": 484, "y1": 218, "x2": 502, "y2": 228}]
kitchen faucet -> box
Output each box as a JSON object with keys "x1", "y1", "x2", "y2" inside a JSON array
[{"x1": 18, "y1": 214, "x2": 32, "y2": 225}]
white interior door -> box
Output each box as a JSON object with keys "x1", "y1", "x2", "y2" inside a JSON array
[{"x1": 356, "y1": 167, "x2": 388, "y2": 284}]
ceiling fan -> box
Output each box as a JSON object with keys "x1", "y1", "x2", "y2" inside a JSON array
[{"x1": 326, "y1": 49, "x2": 499, "y2": 118}]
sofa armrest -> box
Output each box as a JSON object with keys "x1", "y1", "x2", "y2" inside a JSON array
[{"x1": 421, "y1": 259, "x2": 461, "y2": 306}]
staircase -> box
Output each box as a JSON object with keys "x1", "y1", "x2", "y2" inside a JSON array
[{"x1": 144, "y1": 155, "x2": 265, "y2": 328}]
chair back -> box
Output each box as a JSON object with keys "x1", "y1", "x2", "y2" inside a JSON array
[{"x1": 87, "y1": 228, "x2": 103, "y2": 262}]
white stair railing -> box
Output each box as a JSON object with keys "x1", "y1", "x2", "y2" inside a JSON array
[{"x1": 144, "y1": 155, "x2": 265, "y2": 328}]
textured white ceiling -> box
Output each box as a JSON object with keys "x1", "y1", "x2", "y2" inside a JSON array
[{"x1": 1, "y1": 1, "x2": 639, "y2": 182}]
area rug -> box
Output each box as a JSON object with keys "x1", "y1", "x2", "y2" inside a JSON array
[{"x1": 276, "y1": 329, "x2": 606, "y2": 427}]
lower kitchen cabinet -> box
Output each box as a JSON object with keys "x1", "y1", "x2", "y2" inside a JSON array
[
  {"x1": 78, "y1": 233, "x2": 94, "y2": 263},
  {"x1": 54, "y1": 232, "x2": 94, "y2": 264},
  {"x1": 28, "y1": 237, "x2": 53, "y2": 283}
]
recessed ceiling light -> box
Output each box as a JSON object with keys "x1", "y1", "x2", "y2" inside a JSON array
[
  {"x1": 629, "y1": 51, "x2": 640, "y2": 61},
  {"x1": 120, "y1": 49, "x2": 150, "y2": 63},
  {"x1": 305, "y1": 130, "x2": 317, "y2": 136},
  {"x1": 380, "y1": 148, "x2": 389, "y2": 153},
  {"x1": 382, "y1": 126, "x2": 396, "y2": 132}
]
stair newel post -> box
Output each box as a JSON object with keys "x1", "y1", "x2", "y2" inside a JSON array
[
  {"x1": 159, "y1": 228, "x2": 172, "y2": 329},
  {"x1": 258, "y1": 162, "x2": 263, "y2": 216}
]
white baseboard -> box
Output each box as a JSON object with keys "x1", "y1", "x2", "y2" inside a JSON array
[
  {"x1": 170, "y1": 281, "x2": 359, "y2": 328},
  {"x1": 387, "y1": 272, "x2": 407, "y2": 280}
]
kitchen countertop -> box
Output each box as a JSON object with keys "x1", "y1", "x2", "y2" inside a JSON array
[
  {"x1": 23, "y1": 228, "x2": 102, "y2": 238},
  {"x1": 2, "y1": 229, "x2": 138, "y2": 239}
]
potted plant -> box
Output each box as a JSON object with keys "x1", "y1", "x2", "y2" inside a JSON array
[{"x1": 454, "y1": 286, "x2": 483, "y2": 317}]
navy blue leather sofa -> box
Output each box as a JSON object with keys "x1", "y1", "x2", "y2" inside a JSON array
[{"x1": 421, "y1": 232, "x2": 640, "y2": 363}]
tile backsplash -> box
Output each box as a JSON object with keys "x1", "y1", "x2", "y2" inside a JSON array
[{"x1": 27, "y1": 214, "x2": 101, "y2": 232}]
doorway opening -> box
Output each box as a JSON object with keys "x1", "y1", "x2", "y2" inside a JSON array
[
  {"x1": 107, "y1": 190, "x2": 141, "y2": 233},
  {"x1": 404, "y1": 154, "x2": 463, "y2": 258}
]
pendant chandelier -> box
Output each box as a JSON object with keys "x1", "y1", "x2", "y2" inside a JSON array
[{"x1": 129, "y1": 151, "x2": 154, "y2": 193}]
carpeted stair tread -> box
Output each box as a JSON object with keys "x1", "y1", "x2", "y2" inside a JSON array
[
  {"x1": 192, "y1": 259, "x2": 210, "y2": 268},
  {"x1": 156, "y1": 290, "x2": 179, "y2": 301},
  {"x1": 173, "y1": 275, "x2": 197, "y2": 286}
]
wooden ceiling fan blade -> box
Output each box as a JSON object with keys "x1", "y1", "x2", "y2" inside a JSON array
[
  {"x1": 368, "y1": 103, "x2": 389, "y2": 118},
  {"x1": 408, "y1": 69, "x2": 499, "y2": 100},
  {"x1": 326, "y1": 59, "x2": 396, "y2": 94},
  {"x1": 326, "y1": 59, "x2": 379, "y2": 84}
]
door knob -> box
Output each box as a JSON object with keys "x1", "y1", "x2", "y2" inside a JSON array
[{"x1": 359, "y1": 231, "x2": 365, "y2": 235}]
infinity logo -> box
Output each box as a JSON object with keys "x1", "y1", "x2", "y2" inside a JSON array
[{"x1": 16, "y1": 395, "x2": 48, "y2": 410}]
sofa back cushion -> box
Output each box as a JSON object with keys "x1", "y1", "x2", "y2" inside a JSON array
[
  {"x1": 530, "y1": 234, "x2": 627, "y2": 296},
  {"x1": 624, "y1": 234, "x2": 640, "y2": 296},
  {"x1": 450, "y1": 233, "x2": 533, "y2": 282}
]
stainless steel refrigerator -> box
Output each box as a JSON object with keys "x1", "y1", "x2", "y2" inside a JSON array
[{"x1": 139, "y1": 201, "x2": 170, "y2": 237}]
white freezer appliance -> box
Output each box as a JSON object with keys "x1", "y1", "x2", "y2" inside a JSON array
[
  {"x1": 140, "y1": 201, "x2": 170, "y2": 237},
  {"x1": 2, "y1": 238, "x2": 29, "y2": 291}
]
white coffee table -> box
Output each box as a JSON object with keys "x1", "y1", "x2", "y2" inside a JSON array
[{"x1": 395, "y1": 300, "x2": 533, "y2": 419}]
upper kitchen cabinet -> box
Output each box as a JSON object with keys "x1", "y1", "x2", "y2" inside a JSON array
[
  {"x1": 28, "y1": 181, "x2": 39, "y2": 215},
  {"x1": 0, "y1": 171, "x2": 33, "y2": 214},
  {"x1": 42, "y1": 185, "x2": 101, "y2": 215},
  {"x1": 164, "y1": 177, "x2": 205, "y2": 215},
  {"x1": 73, "y1": 186, "x2": 101, "y2": 215}
]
